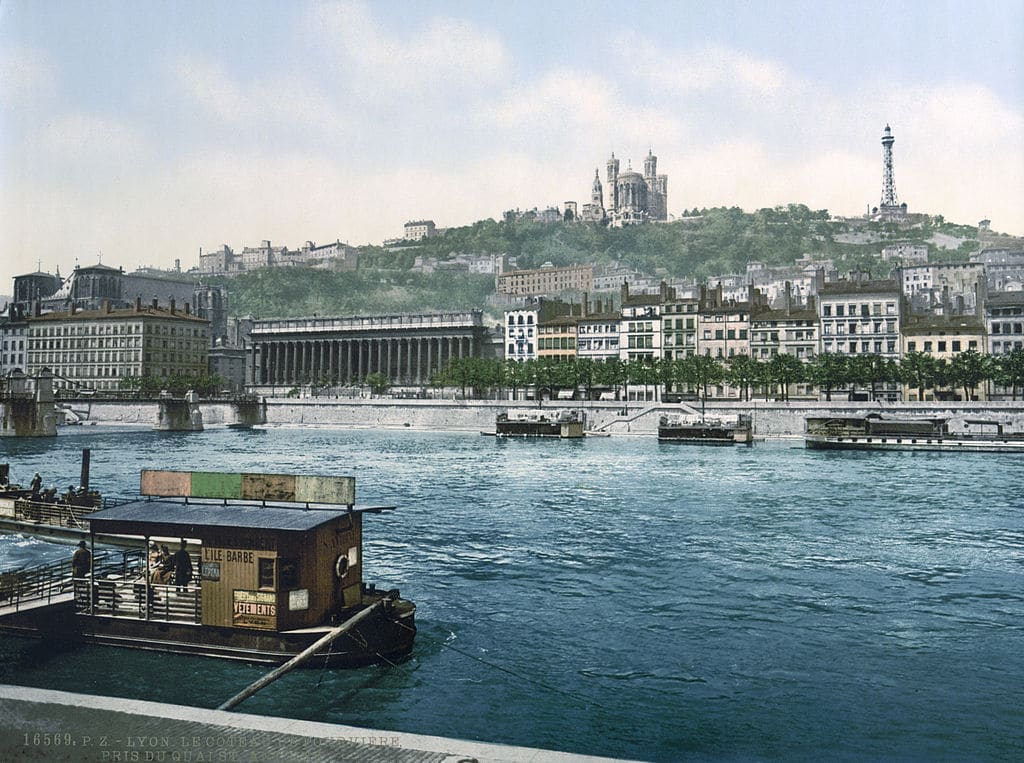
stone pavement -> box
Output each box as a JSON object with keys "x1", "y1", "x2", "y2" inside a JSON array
[{"x1": 0, "y1": 685, "x2": 636, "y2": 763}]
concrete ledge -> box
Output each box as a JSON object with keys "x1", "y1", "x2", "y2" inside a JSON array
[{"x1": 0, "y1": 684, "x2": 636, "y2": 763}]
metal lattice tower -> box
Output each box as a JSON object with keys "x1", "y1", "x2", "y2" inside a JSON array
[{"x1": 880, "y1": 124, "x2": 898, "y2": 207}]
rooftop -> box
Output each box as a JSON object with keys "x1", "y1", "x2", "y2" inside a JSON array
[{"x1": 88, "y1": 498, "x2": 392, "y2": 536}]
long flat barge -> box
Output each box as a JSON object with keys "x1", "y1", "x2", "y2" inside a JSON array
[{"x1": 804, "y1": 414, "x2": 1024, "y2": 452}]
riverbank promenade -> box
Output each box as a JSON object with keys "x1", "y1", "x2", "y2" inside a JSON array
[{"x1": 0, "y1": 685, "x2": 633, "y2": 763}]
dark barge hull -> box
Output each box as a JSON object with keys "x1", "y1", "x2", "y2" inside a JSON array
[
  {"x1": 495, "y1": 423, "x2": 585, "y2": 438},
  {"x1": 658, "y1": 426, "x2": 751, "y2": 445},
  {"x1": 0, "y1": 597, "x2": 415, "y2": 668}
]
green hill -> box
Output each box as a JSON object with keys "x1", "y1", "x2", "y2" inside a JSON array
[{"x1": 218, "y1": 206, "x2": 985, "y2": 319}]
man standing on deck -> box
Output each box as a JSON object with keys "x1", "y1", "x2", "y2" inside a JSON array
[
  {"x1": 71, "y1": 540, "x2": 91, "y2": 578},
  {"x1": 173, "y1": 540, "x2": 193, "y2": 590}
]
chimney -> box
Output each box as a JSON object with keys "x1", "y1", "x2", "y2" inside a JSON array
[
  {"x1": 35, "y1": 301, "x2": 43, "y2": 317},
  {"x1": 169, "y1": 297, "x2": 176, "y2": 314},
  {"x1": 785, "y1": 282, "x2": 792, "y2": 315},
  {"x1": 151, "y1": 297, "x2": 158, "y2": 310},
  {"x1": 621, "y1": 282, "x2": 629, "y2": 305},
  {"x1": 582, "y1": 292, "x2": 589, "y2": 318},
  {"x1": 134, "y1": 296, "x2": 142, "y2": 312},
  {"x1": 184, "y1": 302, "x2": 191, "y2": 315},
  {"x1": 102, "y1": 299, "x2": 111, "y2": 314}
]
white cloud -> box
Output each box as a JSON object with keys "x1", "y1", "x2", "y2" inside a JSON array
[
  {"x1": 38, "y1": 114, "x2": 147, "y2": 163},
  {"x1": 0, "y1": 44, "x2": 56, "y2": 107},
  {"x1": 302, "y1": 0, "x2": 511, "y2": 100},
  {"x1": 171, "y1": 57, "x2": 350, "y2": 138}
]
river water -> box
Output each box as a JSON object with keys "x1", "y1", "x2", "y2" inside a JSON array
[{"x1": 1, "y1": 426, "x2": 1022, "y2": 761}]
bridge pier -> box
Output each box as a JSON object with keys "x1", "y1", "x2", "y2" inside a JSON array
[
  {"x1": 154, "y1": 391, "x2": 204, "y2": 432},
  {"x1": 230, "y1": 397, "x2": 267, "y2": 428},
  {"x1": 0, "y1": 370, "x2": 57, "y2": 437}
]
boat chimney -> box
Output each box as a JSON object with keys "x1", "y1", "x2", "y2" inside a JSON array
[{"x1": 80, "y1": 448, "x2": 91, "y2": 491}]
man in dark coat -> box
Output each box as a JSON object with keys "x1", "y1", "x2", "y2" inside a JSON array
[
  {"x1": 71, "y1": 541, "x2": 91, "y2": 578},
  {"x1": 173, "y1": 540, "x2": 193, "y2": 589}
]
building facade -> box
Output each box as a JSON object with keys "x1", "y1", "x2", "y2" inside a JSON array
[
  {"x1": 986, "y1": 292, "x2": 1024, "y2": 356},
  {"x1": 25, "y1": 299, "x2": 210, "y2": 391},
  {"x1": 817, "y1": 278, "x2": 902, "y2": 359},
  {"x1": 496, "y1": 264, "x2": 594, "y2": 297},
  {"x1": 403, "y1": 220, "x2": 437, "y2": 241},
  {"x1": 249, "y1": 311, "x2": 488, "y2": 388}
]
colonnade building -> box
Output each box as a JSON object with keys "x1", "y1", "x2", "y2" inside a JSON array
[{"x1": 248, "y1": 311, "x2": 490, "y2": 388}]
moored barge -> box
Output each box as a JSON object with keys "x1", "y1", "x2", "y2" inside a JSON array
[
  {"x1": 493, "y1": 409, "x2": 585, "y2": 438},
  {"x1": 804, "y1": 413, "x2": 1024, "y2": 453},
  {"x1": 0, "y1": 469, "x2": 415, "y2": 667},
  {"x1": 658, "y1": 414, "x2": 753, "y2": 445}
]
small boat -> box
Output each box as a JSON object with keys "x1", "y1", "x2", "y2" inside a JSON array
[
  {"x1": 0, "y1": 452, "x2": 103, "y2": 533},
  {"x1": 658, "y1": 414, "x2": 753, "y2": 445},
  {"x1": 0, "y1": 468, "x2": 416, "y2": 667},
  {"x1": 495, "y1": 409, "x2": 585, "y2": 438},
  {"x1": 804, "y1": 414, "x2": 1024, "y2": 452}
]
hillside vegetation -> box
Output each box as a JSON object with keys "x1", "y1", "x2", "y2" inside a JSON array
[{"x1": 221, "y1": 205, "x2": 986, "y2": 318}]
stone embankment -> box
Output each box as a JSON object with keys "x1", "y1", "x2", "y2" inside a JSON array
[{"x1": 70, "y1": 397, "x2": 1024, "y2": 438}]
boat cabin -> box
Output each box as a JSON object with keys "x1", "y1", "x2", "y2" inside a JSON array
[{"x1": 80, "y1": 470, "x2": 393, "y2": 631}]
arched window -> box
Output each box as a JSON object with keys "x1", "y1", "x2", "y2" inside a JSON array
[
  {"x1": 527, "y1": 315, "x2": 534, "y2": 325},
  {"x1": 517, "y1": 315, "x2": 524, "y2": 325}
]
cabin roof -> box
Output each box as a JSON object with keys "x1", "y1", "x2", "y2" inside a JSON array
[{"x1": 87, "y1": 499, "x2": 392, "y2": 537}]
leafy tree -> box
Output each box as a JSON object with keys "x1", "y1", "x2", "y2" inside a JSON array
[
  {"x1": 727, "y1": 354, "x2": 759, "y2": 401},
  {"x1": 767, "y1": 354, "x2": 805, "y2": 401},
  {"x1": 677, "y1": 354, "x2": 725, "y2": 416},
  {"x1": 898, "y1": 352, "x2": 939, "y2": 401},
  {"x1": 808, "y1": 353, "x2": 847, "y2": 401},
  {"x1": 992, "y1": 349, "x2": 1024, "y2": 400},
  {"x1": 364, "y1": 372, "x2": 390, "y2": 395},
  {"x1": 948, "y1": 349, "x2": 989, "y2": 401}
]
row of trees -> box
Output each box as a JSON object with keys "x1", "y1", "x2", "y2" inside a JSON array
[{"x1": 431, "y1": 349, "x2": 1024, "y2": 403}]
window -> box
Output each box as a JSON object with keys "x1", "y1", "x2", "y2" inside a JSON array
[
  {"x1": 952, "y1": 341, "x2": 961, "y2": 352},
  {"x1": 938, "y1": 341, "x2": 947, "y2": 353},
  {"x1": 908, "y1": 341, "x2": 916, "y2": 352},
  {"x1": 258, "y1": 558, "x2": 275, "y2": 588},
  {"x1": 823, "y1": 305, "x2": 832, "y2": 317}
]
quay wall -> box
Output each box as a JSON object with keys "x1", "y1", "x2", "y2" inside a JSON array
[{"x1": 73, "y1": 398, "x2": 1024, "y2": 438}]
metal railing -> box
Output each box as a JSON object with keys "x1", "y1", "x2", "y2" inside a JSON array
[
  {"x1": 0, "y1": 549, "x2": 143, "y2": 612},
  {"x1": 77, "y1": 579, "x2": 202, "y2": 624}
]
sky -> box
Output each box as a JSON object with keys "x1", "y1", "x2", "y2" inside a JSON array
[{"x1": 1, "y1": 0, "x2": 1022, "y2": 278}]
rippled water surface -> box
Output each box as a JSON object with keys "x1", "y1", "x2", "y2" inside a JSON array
[{"x1": 1, "y1": 426, "x2": 1023, "y2": 761}]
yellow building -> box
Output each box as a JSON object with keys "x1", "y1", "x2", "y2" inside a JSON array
[
  {"x1": 901, "y1": 317, "x2": 987, "y2": 401},
  {"x1": 26, "y1": 299, "x2": 210, "y2": 391},
  {"x1": 537, "y1": 315, "x2": 578, "y2": 363}
]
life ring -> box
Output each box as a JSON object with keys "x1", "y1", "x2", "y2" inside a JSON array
[{"x1": 334, "y1": 554, "x2": 349, "y2": 579}]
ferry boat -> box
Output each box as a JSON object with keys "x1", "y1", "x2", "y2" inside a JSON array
[
  {"x1": 804, "y1": 413, "x2": 1024, "y2": 453},
  {"x1": 0, "y1": 469, "x2": 416, "y2": 667},
  {"x1": 658, "y1": 414, "x2": 753, "y2": 445},
  {"x1": 492, "y1": 409, "x2": 585, "y2": 438},
  {"x1": 0, "y1": 454, "x2": 103, "y2": 534}
]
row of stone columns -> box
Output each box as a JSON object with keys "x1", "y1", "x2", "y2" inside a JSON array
[{"x1": 253, "y1": 335, "x2": 475, "y2": 386}]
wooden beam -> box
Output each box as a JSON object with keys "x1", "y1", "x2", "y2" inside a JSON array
[{"x1": 216, "y1": 600, "x2": 385, "y2": 711}]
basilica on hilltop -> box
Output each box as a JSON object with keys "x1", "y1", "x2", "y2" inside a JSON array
[{"x1": 579, "y1": 149, "x2": 668, "y2": 226}]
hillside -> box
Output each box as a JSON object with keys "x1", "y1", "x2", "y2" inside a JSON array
[{"x1": 220, "y1": 206, "x2": 994, "y2": 319}]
